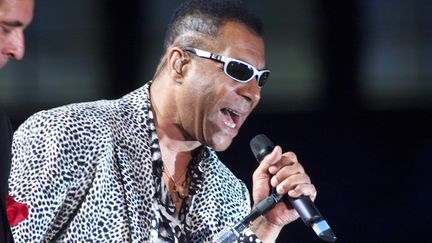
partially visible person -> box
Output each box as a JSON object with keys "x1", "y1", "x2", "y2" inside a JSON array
[
  {"x1": 0, "y1": 0, "x2": 33, "y2": 68},
  {"x1": 0, "y1": 112, "x2": 14, "y2": 243},
  {"x1": 0, "y1": 0, "x2": 34, "y2": 242},
  {"x1": 9, "y1": 0, "x2": 316, "y2": 242}
]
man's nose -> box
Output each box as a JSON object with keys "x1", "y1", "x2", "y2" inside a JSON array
[
  {"x1": 237, "y1": 78, "x2": 261, "y2": 104},
  {"x1": 3, "y1": 31, "x2": 25, "y2": 60}
]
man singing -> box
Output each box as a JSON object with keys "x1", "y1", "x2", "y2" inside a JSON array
[{"x1": 9, "y1": 1, "x2": 316, "y2": 242}]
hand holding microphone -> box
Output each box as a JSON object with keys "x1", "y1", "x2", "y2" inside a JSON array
[
  {"x1": 250, "y1": 134, "x2": 336, "y2": 242},
  {"x1": 251, "y1": 137, "x2": 317, "y2": 227},
  {"x1": 213, "y1": 134, "x2": 336, "y2": 242}
]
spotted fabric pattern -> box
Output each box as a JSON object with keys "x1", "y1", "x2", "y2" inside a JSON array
[{"x1": 9, "y1": 82, "x2": 260, "y2": 242}]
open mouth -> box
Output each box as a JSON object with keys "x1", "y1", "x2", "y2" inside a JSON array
[{"x1": 221, "y1": 108, "x2": 241, "y2": 129}]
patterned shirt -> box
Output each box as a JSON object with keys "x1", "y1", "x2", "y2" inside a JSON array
[{"x1": 9, "y1": 82, "x2": 260, "y2": 242}]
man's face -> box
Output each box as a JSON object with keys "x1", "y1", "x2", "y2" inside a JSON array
[
  {"x1": 178, "y1": 21, "x2": 266, "y2": 151},
  {"x1": 0, "y1": 0, "x2": 34, "y2": 69}
]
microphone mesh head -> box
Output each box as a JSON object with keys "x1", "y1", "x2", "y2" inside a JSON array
[{"x1": 250, "y1": 134, "x2": 275, "y2": 162}]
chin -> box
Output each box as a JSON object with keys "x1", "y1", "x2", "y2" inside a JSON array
[{"x1": 208, "y1": 134, "x2": 234, "y2": 152}]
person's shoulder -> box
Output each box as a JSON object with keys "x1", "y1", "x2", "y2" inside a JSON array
[
  {"x1": 14, "y1": 99, "x2": 121, "y2": 140},
  {"x1": 32, "y1": 83, "x2": 150, "y2": 125},
  {"x1": 16, "y1": 84, "x2": 151, "y2": 138},
  {"x1": 31, "y1": 99, "x2": 117, "y2": 123}
]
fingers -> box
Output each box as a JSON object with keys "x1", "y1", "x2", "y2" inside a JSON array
[
  {"x1": 252, "y1": 147, "x2": 317, "y2": 204},
  {"x1": 253, "y1": 146, "x2": 282, "y2": 181},
  {"x1": 252, "y1": 146, "x2": 283, "y2": 202},
  {"x1": 288, "y1": 183, "x2": 317, "y2": 202},
  {"x1": 268, "y1": 151, "x2": 317, "y2": 201},
  {"x1": 269, "y1": 152, "x2": 305, "y2": 189},
  {"x1": 272, "y1": 173, "x2": 310, "y2": 194},
  {"x1": 268, "y1": 152, "x2": 300, "y2": 174}
]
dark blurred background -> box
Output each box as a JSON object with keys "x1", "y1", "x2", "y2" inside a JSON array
[{"x1": 1, "y1": 0, "x2": 431, "y2": 242}]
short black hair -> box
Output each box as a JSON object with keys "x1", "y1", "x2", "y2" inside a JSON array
[
  {"x1": 153, "y1": 0, "x2": 264, "y2": 78},
  {"x1": 164, "y1": 0, "x2": 264, "y2": 50}
]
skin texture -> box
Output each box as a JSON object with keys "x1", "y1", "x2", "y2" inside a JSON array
[
  {"x1": 0, "y1": 0, "x2": 34, "y2": 69},
  {"x1": 175, "y1": 21, "x2": 264, "y2": 152},
  {"x1": 151, "y1": 21, "x2": 317, "y2": 242}
]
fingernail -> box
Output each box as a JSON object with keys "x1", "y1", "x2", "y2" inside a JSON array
[
  {"x1": 277, "y1": 184, "x2": 284, "y2": 194},
  {"x1": 288, "y1": 152, "x2": 298, "y2": 162},
  {"x1": 271, "y1": 177, "x2": 278, "y2": 187},
  {"x1": 269, "y1": 166, "x2": 278, "y2": 174},
  {"x1": 288, "y1": 190, "x2": 296, "y2": 197}
]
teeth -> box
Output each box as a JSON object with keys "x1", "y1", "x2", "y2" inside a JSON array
[
  {"x1": 221, "y1": 108, "x2": 239, "y2": 129},
  {"x1": 224, "y1": 120, "x2": 236, "y2": 128},
  {"x1": 227, "y1": 108, "x2": 240, "y2": 117}
]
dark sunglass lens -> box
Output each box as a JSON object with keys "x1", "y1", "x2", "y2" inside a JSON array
[
  {"x1": 226, "y1": 61, "x2": 254, "y2": 81},
  {"x1": 258, "y1": 71, "x2": 270, "y2": 87}
]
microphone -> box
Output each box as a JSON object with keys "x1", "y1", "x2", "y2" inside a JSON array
[
  {"x1": 212, "y1": 134, "x2": 336, "y2": 243},
  {"x1": 250, "y1": 134, "x2": 337, "y2": 242}
]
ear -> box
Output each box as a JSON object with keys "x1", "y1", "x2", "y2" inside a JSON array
[{"x1": 166, "y1": 47, "x2": 189, "y2": 83}]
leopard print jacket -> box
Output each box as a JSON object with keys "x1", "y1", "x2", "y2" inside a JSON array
[{"x1": 9, "y1": 82, "x2": 260, "y2": 242}]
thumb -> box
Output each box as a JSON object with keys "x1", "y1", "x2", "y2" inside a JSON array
[
  {"x1": 253, "y1": 145, "x2": 282, "y2": 181},
  {"x1": 252, "y1": 145, "x2": 282, "y2": 202}
]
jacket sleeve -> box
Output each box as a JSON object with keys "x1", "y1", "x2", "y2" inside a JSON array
[{"x1": 8, "y1": 110, "x2": 101, "y2": 242}]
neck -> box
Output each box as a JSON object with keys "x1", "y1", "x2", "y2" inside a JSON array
[
  {"x1": 150, "y1": 78, "x2": 201, "y2": 175},
  {"x1": 157, "y1": 127, "x2": 199, "y2": 177}
]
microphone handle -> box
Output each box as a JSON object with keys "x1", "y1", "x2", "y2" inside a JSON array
[
  {"x1": 212, "y1": 193, "x2": 283, "y2": 243},
  {"x1": 233, "y1": 193, "x2": 284, "y2": 234},
  {"x1": 288, "y1": 195, "x2": 323, "y2": 226},
  {"x1": 268, "y1": 184, "x2": 323, "y2": 227}
]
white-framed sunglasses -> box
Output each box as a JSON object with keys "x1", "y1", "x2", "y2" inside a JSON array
[{"x1": 184, "y1": 47, "x2": 270, "y2": 87}]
